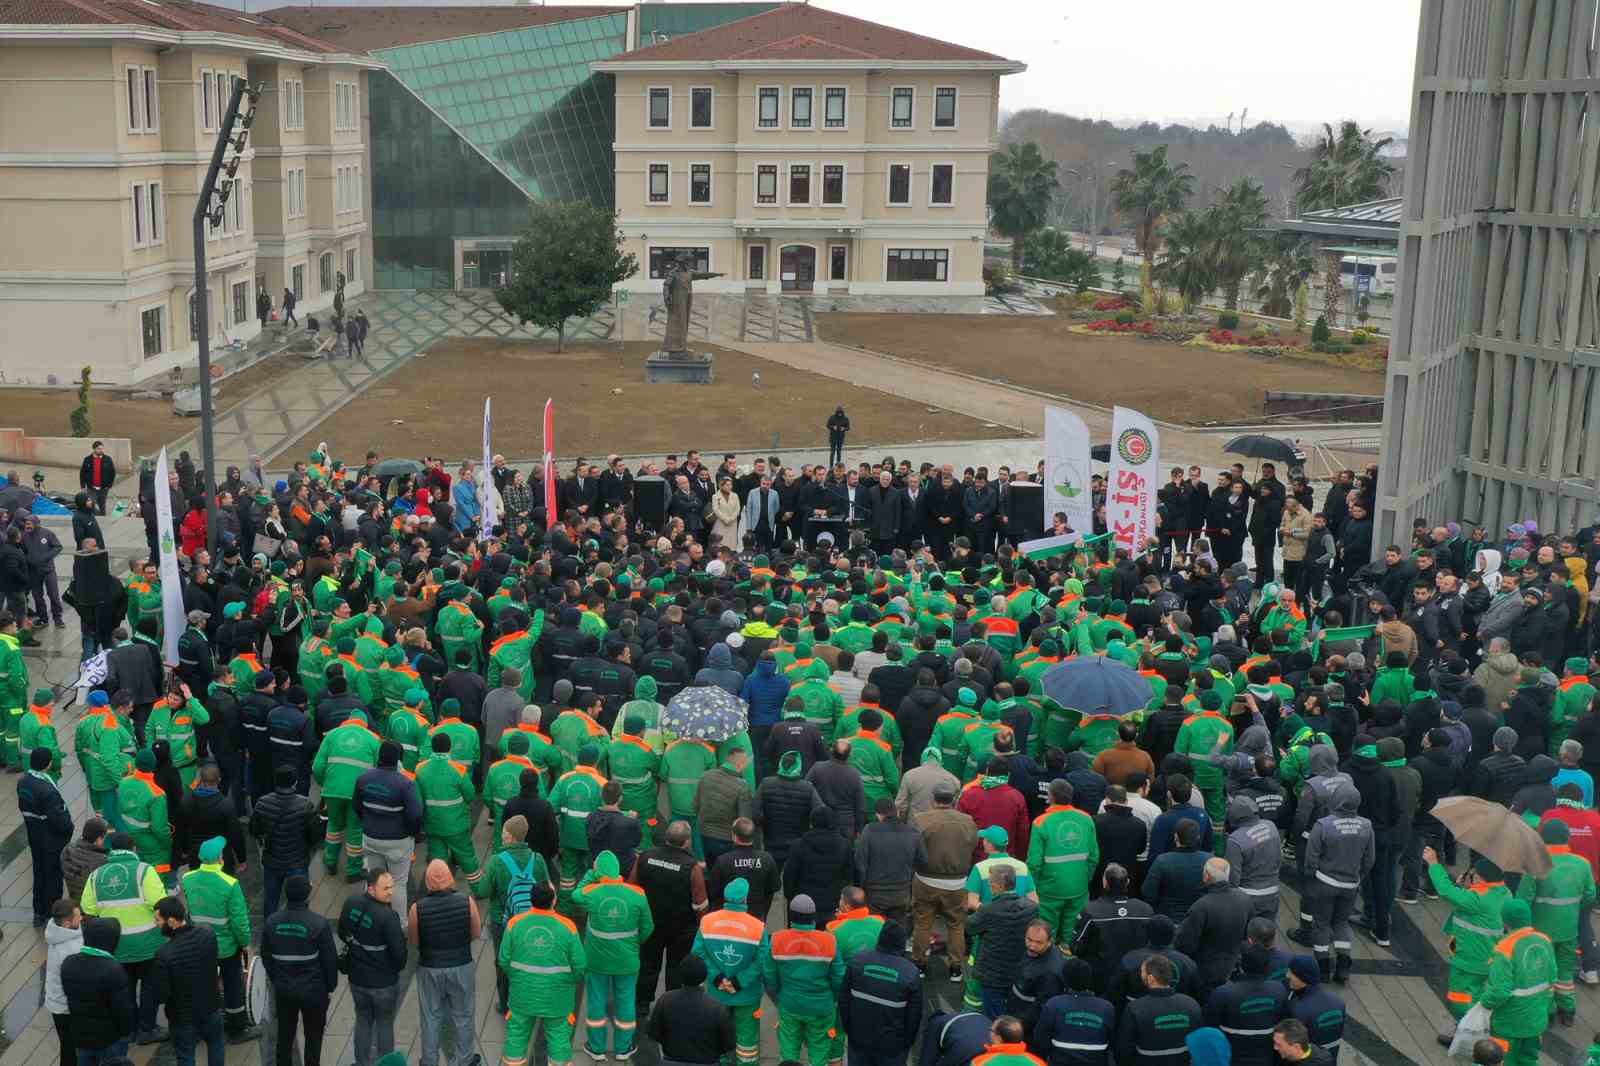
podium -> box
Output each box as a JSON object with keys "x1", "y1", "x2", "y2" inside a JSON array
[{"x1": 804, "y1": 516, "x2": 846, "y2": 550}]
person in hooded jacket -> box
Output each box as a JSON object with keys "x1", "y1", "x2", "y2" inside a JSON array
[
  {"x1": 1302, "y1": 778, "x2": 1374, "y2": 984},
  {"x1": 61, "y1": 915, "x2": 136, "y2": 1063},
  {"x1": 1401, "y1": 728, "x2": 1458, "y2": 903},
  {"x1": 1224, "y1": 795, "x2": 1281, "y2": 922},
  {"x1": 738, "y1": 653, "x2": 789, "y2": 771},
  {"x1": 695, "y1": 642, "x2": 746, "y2": 696},
  {"x1": 1506, "y1": 668, "x2": 1554, "y2": 760},
  {"x1": 1343, "y1": 736, "x2": 1399, "y2": 947},
  {"x1": 897, "y1": 669, "x2": 951, "y2": 775},
  {"x1": 1510, "y1": 754, "x2": 1560, "y2": 822},
  {"x1": 754, "y1": 749, "x2": 822, "y2": 870},
  {"x1": 783, "y1": 805, "x2": 853, "y2": 923}
]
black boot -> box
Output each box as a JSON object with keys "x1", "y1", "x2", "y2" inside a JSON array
[
  {"x1": 1333, "y1": 954, "x2": 1352, "y2": 985},
  {"x1": 1318, "y1": 956, "x2": 1334, "y2": 984}
]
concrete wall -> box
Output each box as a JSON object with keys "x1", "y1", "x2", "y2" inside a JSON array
[
  {"x1": 0, "y1": 429, "x2": 132, "y2": 471},
  {"x1": 1263, "y1": 391, "x2": 1384, "y2": 422}
]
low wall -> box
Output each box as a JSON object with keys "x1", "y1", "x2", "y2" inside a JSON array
[
  {"x1": 1263, "y1": 391, "x2": 1383, "y2": 422},
  {"x1": 0, "y1": 430, "x2": 132, "y2": 472}
]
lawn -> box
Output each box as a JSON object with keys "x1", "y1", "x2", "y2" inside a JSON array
[
  {"x1": 815, "y1": 312, "x2": 1387, "y2": 425},
  {"x1": 282, "y1": 338, "x2": 1016, "y2": 461}
]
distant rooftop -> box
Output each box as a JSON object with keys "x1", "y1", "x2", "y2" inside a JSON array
[
  {"x1": 0, "y1": 0, "x2": 341, "y2": 52},
  {"x1": 261, "y1": 4, "x2": 612, "y2": 55},
  {"x1": 1277, "y1": 196, "x2": 1402, "y2": 242}
]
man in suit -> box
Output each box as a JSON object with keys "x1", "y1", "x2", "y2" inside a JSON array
[
  {"x1": 925, "y1": 470, "x2": 964, "y2": 557},
  {"x1": 899, "y1": 472, "x2": 927, "y2": 551},
  {"x1": 865, "y1": 470, "x2": 907, "y2": 557},
  {"x1": 562, "y1": 462, "x2": 598, "y2": 518},
  {"x1": 841, "y1": 470, "x2": 869, "y2": 531},
  {"x1": 598, "y1": 456, "x2": 632, "y2": 514},
  {"x1": 743, "y1": 475, "x2": 781, "y2": 551}
]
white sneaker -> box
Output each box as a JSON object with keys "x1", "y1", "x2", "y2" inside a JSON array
[{"x1": 1582, "y1": 970, "x2": 1600, "y2": 986}]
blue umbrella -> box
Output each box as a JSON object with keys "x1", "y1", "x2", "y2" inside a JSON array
[
  {"x1": 663, "y1": 684, "x2": 749, "y2": 742},
  {"x1": 1038, "y1": 656, "x2": 1154, "y2": 716}
]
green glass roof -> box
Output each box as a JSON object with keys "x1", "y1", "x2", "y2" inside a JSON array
[{"x1": 638, "y1": 2, "x2": 777, "y2": 41}]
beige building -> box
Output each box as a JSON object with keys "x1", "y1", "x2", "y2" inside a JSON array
[
  {"x1": 594, "y1": 4, "x2": 1023, "y2": 297},
  {"x1": 0, "y1": 0, "x2": 377, "y2": 386}
]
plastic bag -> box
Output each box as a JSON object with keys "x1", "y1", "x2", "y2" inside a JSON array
[{"x1": 1448, "y1": 1002, "x2": 1492, "y2": 1058}]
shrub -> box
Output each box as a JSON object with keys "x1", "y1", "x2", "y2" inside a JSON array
[
  {"x1": 1115, "y1": 309, "x2": 1136, "y2": 325},
  {"x1": 1093, "y1": 296, "x2": 1129, "y2": 312},
  {"x1": 69, "y1": 366, "x2": 92, "y2": 438},
  {"x1": 1311, "y1": 314, "x2": 1331, "y2": 345},
  {"x1": 1218, "y1": 311, "x2": 1240, "y2": 330},
  {"x1": 1086, "y1": 318, "x2": 1156, "y2": 335},
  {"x1": 1325, "y1": 341, "x2": 1351, "y2": 354},
  {"x1": 1351, "y1": 329, "x2": 1370, "y2": 345},
  {"x1": 1312, "y1": 340, "x2": 1328, "y2": 352},
  {"x1": 1250, "y1": 324, "x2": 1270, "y2": 341}
]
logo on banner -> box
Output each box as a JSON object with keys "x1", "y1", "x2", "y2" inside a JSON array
[
  {"x1": 1117, "y1": 428, "x2": 1154, "y2": 465},
  {"x1": 1052, "y1": 464, "x2": 1087, "y2": 499}
]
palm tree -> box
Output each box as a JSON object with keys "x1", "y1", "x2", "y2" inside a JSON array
[
  {"x1": 1111, "y1": 145, "x2": 1195, "y2": 308},
  {"x1": 1252, "y1": 235, "x2": 1318, "y2": 318},
  {"x1": 1207, "y1": 179, "x2": 1271, "y2": 310},
  {"x1": 988, "y1": 142, "x2": 1061, "y2": 272},
  {"x1": 1292, "y1": 120, "x2": 1395, "y2": 211},
  {"x1": 1154, "y1": 211, "x2": 1216, "y2": 313}
]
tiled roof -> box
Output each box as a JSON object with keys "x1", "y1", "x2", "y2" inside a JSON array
[
  {"x1": 0, "y1": 0, "x2": 340, "y2": 51},
  {"x1": 605, "y1": 2, "x2": 1014, "y2": 64},
  {"x1": 1299, "y1": 197, "x2": 1403, "y2": 225},
  {"x1": 261, "y1": 4, "x2": 613, "y2": 55}
]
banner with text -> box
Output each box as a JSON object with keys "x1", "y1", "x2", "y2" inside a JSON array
[
  {"x1": 1044, "y1": 405, "x2": 1094, "y2": 535},
  {"x1": 542, "y1": 398, "x2": 557, "y2": 529},
  {"x1": 1108, "y1": 405, "x2": 1160, "y2": 556},
  {"x1": 153, "y1": 447, "x2": 185, "y2": 666}
]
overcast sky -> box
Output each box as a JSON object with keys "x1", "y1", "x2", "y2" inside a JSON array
[{"x1": 817, "y1": 0, "x2": 1424, "y2": 132}]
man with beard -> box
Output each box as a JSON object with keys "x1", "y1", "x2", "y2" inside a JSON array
[{"x1": 1249, "y1": 462, "x2": 1286, "y2": 584}]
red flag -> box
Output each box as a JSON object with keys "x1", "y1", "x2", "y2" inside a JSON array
[{"x1": 542, "y1": 398, "x2": 557, "y2": 529}]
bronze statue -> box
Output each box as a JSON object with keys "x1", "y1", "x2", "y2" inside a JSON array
[{"x1": 660, "y1": 254, "x2": 722, "y2": 354}]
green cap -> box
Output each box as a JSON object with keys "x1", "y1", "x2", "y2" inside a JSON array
[
  {"x1": 198, "y1": 836, "x2": 227, "y2": 862},
  {"x1": 978, "y1": 825, "x2": 1009, "y2": 848},
  {"x1": 505, "y1": 733, "x2": 529, "y2": 756},
  {"x1": 385, "y1": 646, "x2": 405, "y2": 666},
  {"x1": 134, "y1": 748, "x2": 155, "y2": 771},
  {"x1": 724, "y1": 877, "x2": 749, "y2": 903},
  {"x1": 440, "y1": 698, "x2": 461, "y2": 716},
  {"x1": 32, "y1": 687, "x2": 53, "y2": 705}
]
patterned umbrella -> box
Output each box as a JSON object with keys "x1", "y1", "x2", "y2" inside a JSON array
[
  {"x1": 663, "y1": 684, "x2": 749, "y2": 742},
  {"x1": 1038, "y1": 656, "x2": 1154, "y2": 716}
]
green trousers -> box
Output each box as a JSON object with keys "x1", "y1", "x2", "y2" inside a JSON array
[
  {"x1": 1552, "y1": 938, "x2": 1578, "y2": 1014},
  {"x1": 1490, "y1": 1032, "x2": 1543, "y2": 1066},
  {"x1": 777, "y1": 1009, "x2": 834, "y2": 1066},
  {"x1": 503, "y1": 1010, "x2": 573, "y2": 1066},
  {"x1": 556, "y1": 848, "x2": 586, "y2": 915},
  {"x1": 583, "y1": 972, "x2": 638, "y2": 1055},
  {"x1": 426, "y1": 828, "x2": 482, "y2": 886},
  {"x1": 323, "y1": 797, "x2": 364, "y2": 875},
  {"x1": 1036, "y1": 891, "x2": 1087, "y2": 945},
  {"x1": 1198, "y1": 782, "x2": 1226, "y2": 853},
  {"x1": 4, "y1": 707, "x2": 23, "y2": 766},
  {"x1": 176, "y1": 764, "x2": 198, "y2": 791},
  {"x1": 726, "y1": 1003, "x2": 760, "y2": 1066},
  {"x1": 1446, "y1": 967, "x2": 1486, "y2": 1020}
]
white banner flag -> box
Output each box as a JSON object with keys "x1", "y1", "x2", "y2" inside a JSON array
[
  {"x1": 1044, "y1": 405, "x2": 1093, "y2": 535},
  {"x1": 153, "y1": 447, "x2": 186, "y2": 667},
  {"x1": 479, "y1": 396, "x2": 496, "y2": 538},
  {"x1": 1107, "y1": 406, "x2": 1161, "y2": 557}
]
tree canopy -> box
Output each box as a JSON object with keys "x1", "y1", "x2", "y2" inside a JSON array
[
  {"x1": 988, "y1": 141, "x2": 1061, "y2": 271},
  {"x1": 495, "y1": 199, "x2": 637, "y2": 352}
]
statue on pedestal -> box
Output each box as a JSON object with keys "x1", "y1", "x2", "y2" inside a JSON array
[{"x1": 660, "y1": 254, "x2": 722, "y2": 354}]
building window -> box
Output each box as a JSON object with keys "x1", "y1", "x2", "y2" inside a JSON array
[
  {"x1": 830, "y1": 245, "x2": 847, "y2": 282},
  {"x1": 336, "y1": 165, "x2": 362, "y2": 214},
  {"x1": 789, "y1": 164, "x2": 811, "y2": 205},
  {"x1": 648, "y1": 163, "x2": 670, "y2": 203},
  {"x1": 822, "y1": 164, "x2": 844, "y2": 205},
  {"x1": 931, "y1": 163, "x2": 954, "y2": 205},
  {"x1": 131, "y1": 181, "x2": 163, "y2": 248},
  {"x1": 756, "y1": 164, "x2": 778, "y2": 205},
  {"x1": 141, "y1": 305, "x2": 166, "y2": 358},
  {"x1": 335, "y1": 81, "x2": 360, "y2": 131},
  {"x1": 127, "y1": 66, "x2": 159, "y2": 133},
  {"x1": 282, "y1": 79, "x2": 304, "y2": 131},
  {"x1": 790, "y1": 87, "x2": 812, "y2": 129},
  {"x1": 201, "y1": 70, "x2": 216, "y2": 132},
  {"x1": 824, "y1": 87, "x2": 846, "y2": 128},
  {"x1": 934, "y1": 87, "x2": 957, "y2": 128},
  {"x1": 758, "y1": 87, "x2": 780, "y2": 128},
  {"x1": 291, "y1": 264, "x2": 305, "y2": 301},
  {"x1": 346, "y1": 248, "x2": 358, "y2": 284},
  {"x1": 321, "y1": 252, "x2": 335, "y2": 293},
  {"x1": 748, "y1": 245, "x2": 765, "y2": 281},
  {"x1": 887, "y1": 163, "x2": 911, "y2": 206},
  {"x1": 232, "y1": 281, "x2": 249, "y2": 327},
  {"x1": 286, "y1": 168, "x2": 306, "y2": 220},
  {"x1": 648, "y1": 87, "x2": 671, "y2": 129},
  {"x1": 690, "y1": 87, "x2": 713, "y2": 129},
  {"x1": 887, "y1": 248, "x2": 949, "y2": 282},
  {"x1": 690, "y1": 163, "x2": 712, "y2": 204},
  {"x1": 648, "y1": 246, "x2": 709, "y2": 279},
  {"x1": 891, "y1": 87, "x2": 914, "y2": 129}
]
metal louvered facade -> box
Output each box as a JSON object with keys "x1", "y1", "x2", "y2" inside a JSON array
[{"x1": 1378, "y1": 0, "x2": 1600, "y2": 549}]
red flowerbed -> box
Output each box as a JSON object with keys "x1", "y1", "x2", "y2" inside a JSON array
[
  {"x1": 1207, "y1": 328, "x2": 1244, "y2": 344},
  {"x1": 1092, "y1": 297, "x2": 1130, "y2": 312},
  {"x1": 1087, "y1": 318, "x2": 1156, "y2": 334}
]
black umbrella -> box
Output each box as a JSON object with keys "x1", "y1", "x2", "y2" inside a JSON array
[
  {"x1": 1090, "y1": 444, "x2": 1110, "y2": 462},
  {"x1": 372, "y1": 458, "x2": 425, "y2": 478},
  {"x1": 1222, "y1": 434, "x2": 1299, "y2": 464}
]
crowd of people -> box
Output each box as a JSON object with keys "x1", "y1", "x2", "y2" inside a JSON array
[{"x1": 26, "y1": 436, "x2": 1600, "y2": 1066}]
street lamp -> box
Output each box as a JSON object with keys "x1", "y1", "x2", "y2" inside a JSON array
[{"x1": 192, "y1": 76, "x2": 262, "y2": 553}]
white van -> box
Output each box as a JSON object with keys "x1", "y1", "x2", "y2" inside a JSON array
[{"x1": 1338, "y1": 255, "x2": 1397, "y2": 296}]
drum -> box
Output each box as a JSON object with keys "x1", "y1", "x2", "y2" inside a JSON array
[{"x1": 245, "y1": 951, "x2": 272, "y2": 1026}]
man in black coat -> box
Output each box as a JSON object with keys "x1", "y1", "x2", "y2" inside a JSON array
[
  {"x1": 501, "y1": 768, "x2": 560, "y2": 872},
  {"x1": 262, "y1": 875, "x2": 338, "y2": 1066},
  {"x1": 707, "y1": 817, "x2": 781, "y2": 917},
  {"x1": 645, "y1": 955, "x2": 735, "y2": 1065},
  {"x1": 1174, "y1": 856, "x2": 1254, "y2": 997},
  {"x1": 924, "y1": 471, "x2": 964, "y2": 556},
  {"x1": 864, "y1": 471, "x2": 908, "y2": 557},
  {"x1": 62, "y1": 916, "x2": 136, "y2": 1059},
  {"x1": 964, "y1": 864, "x2": 1039, "y2": 1017},
  {"x1": 838, "y1": 922, "x2": 923, "y2": 1063},
  {"x1": 1249, "y1": 464, "x2": 1287, "y2": 584},
  {"x1": 154, "y1": 896, "x2": 224, "y2": 1065},
  {"x1": 1071, "y1": 863, "x2": 1154, "y2": 994},
  {"x1": 178, "y1": 762, "x2": 245, "y2": 872},
  {"x1": 1093, "y1": 785, "x2": 1150, "y2": 893},
  {"x1": 79, "y1": 441, "x2": 117, "y2": 514},
  {"x1": 18, "y1": 746, "x2": 72, "y2": 925},
  {"x1": 249, "y1": 766, "x2": 321, "y2": 922}
]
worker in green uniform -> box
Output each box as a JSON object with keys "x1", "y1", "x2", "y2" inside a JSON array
[
  {"x1": 387, "y1": 688, "x2": 432, "y2": 772},
  {"x1": 1423, "y1": 847, "x2": 1512, "y2": 1033},
  {"x1": 488, "y1": 614, "x2": 541, "y2": 703},
  {"x1": 662, "y1": 736, "x2": 718, "y2": 853},
  {"x1": 791, "y1": 660, "x2": 844, "y2": 744},
  {"x1": 436, "y1": 594, "x2": 484, "y2": 673},
  {"x1": 477, "y1": 814, "x2": 552, "y2": 1014},
  {"x1": 429, "y1": 698, "x2": 481, "y2": 780},
  {"x1": 962, "y1": 700, "x2": 1014, "y2": 773},
  {"x1": 374, "y1": 645, "x2": 423, "y2": 719},
  {"x1": 179, "y1": 836, "x2": 257, "y2": 1039},
  {"x1": 1553, "y1": 657, "x2": 1595, "y2": 755},
  {"x1": 573, "y1": 850, "x2": 654, "y2": 1060},
  {"x1": 1174, "y1": 690, "x2": 1233, "y2": 846},
  {"x1": 0, "y1": 612, "x2": 29, "y2": 768},
  {"x1": 765, "y1": 893, "x2": 845, "y2": 1066},
  {"x1": 825, "y1": 886, "x2": 885, "y2": 965},
  {"x1": 416, "y1": 731, "x2": 481, "y2": 891},
  {"x1": 81, "y1": 830, "x2": 168, "y2": 1043},
  {"x1": 484, "y1": 732, "x2": 541, "y2": 848},
  {"x1": 144, "y1": 683, "x2": 209, "y2": 790},
  {"x1": 548, "y1": 745, "x2": 607, "y2": 913},
  {"x1": 607, "y1": 716, "x2": 661, "y2": 845},
  {"x1": 1515, "y1": 819, "x2": 1595, "y2": 1026},
  {"x1": 312, "y1": 713, "x2": 381, "y2": 878},
  {"x1": 549, "y1": 688, "x2": 611, "y2": 774},
  {"x1": 932, "y1": 688, "x2": 981, "y2": 778},
  {"x1": 613, "y1": 676, "x2": 665, "y2": 754},
  {"x1": 1479, "y1": 898, "x2": 1557, "y2": 1066},
  {"x1": 86, "y1": 692, "x2": 136, "y2": 829},
  {"x1": 692, "y1": 878, "x2": 770, "y2": 1066},
  {"x1": 836, "y1": 688, "x2": 902, "y2": 763},
  {"x1": 499, "y1": 881, "x2": 586, "y2": 1066},
  {"x1": 119, "y1": 749, "x2": 173, "y2": 882},
  {"x1": 18, "y1": 688, "x2": 61, "y2": 779},
  {"x1": 1027, "y1": 779, "x2": 1097, "y2": 944},
  {"x1": 845, "y1": 708, "x2": 901, "y2": 806}
]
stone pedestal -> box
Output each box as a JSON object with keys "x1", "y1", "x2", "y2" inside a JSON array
[{"x1": 645, "y1": 350, "x2": 714, "y2": 384}]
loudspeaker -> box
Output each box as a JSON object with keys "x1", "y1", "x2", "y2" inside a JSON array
[
  {"x1": 632, "y1": 476, "x2": 668, "y2": 532},
  {"x1": 1004, "y1": 482, "x2": 1044, "y2": 542}
]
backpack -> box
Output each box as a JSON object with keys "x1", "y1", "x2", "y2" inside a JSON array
[{"x1": 498, "y1": 850, "x2": 539, "y2": 917}]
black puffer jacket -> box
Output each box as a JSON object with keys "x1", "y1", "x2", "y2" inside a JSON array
[
  {"x1": 754, "y1": 753, "x2": 821, "y2": 859},
  {"x1": 895, "y1": 685, "x2": 949, "y2": 770},
  {"x1": 965, "y1": 891, "x2": 1039, "y2": 989},
  {"x1": 1345, "y1": 747, "x2": 1400, "y2": 837},
  {"x1": 248, "y1": 784, "x2": 320, "y2": 870},
  {"x1": 61, "y1": 917, "x2": 135, "y2": 1049},
  {"x1": 337, "y1": 889, "x2": 407, "y2": 988},
  {"x1": 154, "y1": 922, "x2": 219, "y2": 1023},
  {"x1": 1410, "y1": 747, "x2": 1457, "y2": 830},
  {"x1": 1507, "y1": 683, "x2": 1554, "y2": 759},
  {"x1": 62, "y1": 838, "x2": 108, "y2": 904},
  {"x1": 781, "y1": 808, "x2": 853, "y2": 919},
  {"x1": 1472, "y1": 751, "x2": 1526, "y2": 806},
  {"x1": 1511, "y1": 754, "x2": 1559, "y2": 819}
]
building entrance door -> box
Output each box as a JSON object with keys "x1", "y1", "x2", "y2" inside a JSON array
[
  {"x1": 463, "y1": 249, "x2": 513, "y2": 289},
  {"x1": 779, "y1": 246, "x2": 815, "y2": 293}
]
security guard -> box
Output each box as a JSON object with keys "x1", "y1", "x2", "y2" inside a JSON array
[
  {"x1": 572, "y1": 850, "x2": 654, "y2": 1060},
  {"x1": 81, "y1": 830, "x2": 168, "y2": 1043},
  {"x1": 1204, "y1": 944, "x2": 1288, "y2": 1066},
  {"x1": 416, "y1": 732, "x2": 481, "y2": 889},
  {"x1": 500, "y1": 881, "x2": 585, "y2": 1066},
  {"x1": 1030, "y1": 957, "x2": 1114, "y2": 1066},
  {"x1": 1514, "y1": 819, "x2": 1594, "y2": 1027},
  {"x1": 1114, "y1": 955, "x2": 1203, "y2": 1063},
  {"x1": 312, "y1": 712, "x2": 381, "y2": 879},
  {"x1": 691, "y1": 877, "x2": 769, "y2": 1066},
  {"x1": 179, "y1": 836, "x2": 258, "y2": 1040},
  {"x1": 1028, "y1": 780, "x2": 1098, "y2": 943},
  {"x1": 766, "y1": 893, "x2": 844, "y2": 1066}
]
